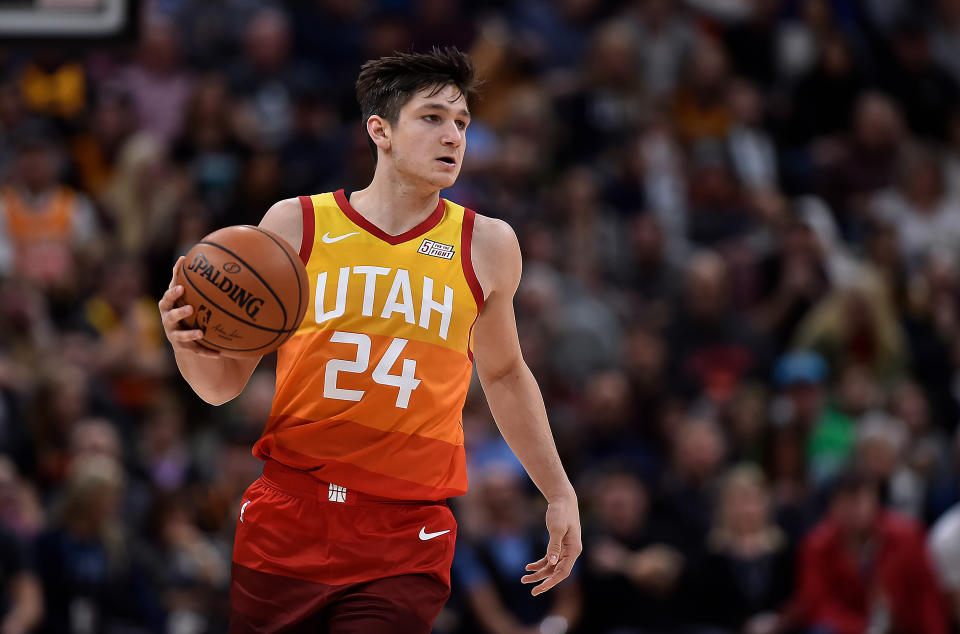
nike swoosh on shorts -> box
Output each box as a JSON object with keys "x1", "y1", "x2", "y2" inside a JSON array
[{"x1": 419, "y1": 526, "x2": 451, "y2": 541}]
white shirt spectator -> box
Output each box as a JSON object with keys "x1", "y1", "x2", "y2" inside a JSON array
[
  {"x1": 872, "y1": 189, "x2": 960, "y2": 271},
  {"x1": 930, "y1": 502, "x2": 960, "y2": 627}
]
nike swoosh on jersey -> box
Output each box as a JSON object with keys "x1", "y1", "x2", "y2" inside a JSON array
[
  {"x1": 322, "y1": 231, "x2": 360, "y2": 243},
  {"x1": 419, "y1": 526, "x2": 451, "y2": 541}
]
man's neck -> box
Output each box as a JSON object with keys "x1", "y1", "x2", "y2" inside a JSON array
[{"x1": 348, "y1": 169, "x2": 441, "y2": 236}]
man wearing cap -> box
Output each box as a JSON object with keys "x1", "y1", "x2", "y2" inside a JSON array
[{"x1": 772, "y1": 351, "x2": 856, "y2": 486}]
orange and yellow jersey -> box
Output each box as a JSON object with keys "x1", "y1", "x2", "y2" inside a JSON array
[
  {"x1": 253, "y1": 189, "x2": 484, "y2": 500},
  {"x1": 0, "y1": 185, "x2": 77, "y2": 284}
]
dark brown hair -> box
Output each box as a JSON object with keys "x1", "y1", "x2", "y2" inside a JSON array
[{"x1": 355, "y1": 47, "x2": 480, "y2": 159}]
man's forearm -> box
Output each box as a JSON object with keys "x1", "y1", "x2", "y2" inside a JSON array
[
  {"x1": 479, "y1": 362, "x2": 575, "y2": 502},
  {"x1": 173, "y1": 349, "x2": 256, "y2": 405}
]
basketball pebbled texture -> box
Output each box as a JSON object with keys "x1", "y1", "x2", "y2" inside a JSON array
[{"x1": 173, "y1": 225, "x2": 309, "y2": 357}]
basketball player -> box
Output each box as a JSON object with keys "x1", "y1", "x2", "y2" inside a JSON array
[{"x1": 158, "y1": 47, "x2": 581, "y2": 632}]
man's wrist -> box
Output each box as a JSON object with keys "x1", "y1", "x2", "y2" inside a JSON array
[{"x1": 545, "y1": 486, "x2": 577, "y2": 504}]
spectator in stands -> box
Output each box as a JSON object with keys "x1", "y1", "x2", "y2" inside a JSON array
[
  {"x1": 555, "y1": 20, "x2": 648, "y2": 161},
  {"x1": 228, "y1": 8, "x2": 321, "y2": 150},
  {"x1": 817, "y1": 93, "x2": 906, "y2": 241},
  {"x1": 68, "y1": 86, "x2": 138, "y2": 203},
  {"x1": 792, "y1": 468, "x2": 948, "y2": 634},
  {"x1": 880, "y1": 18, "x2": 959, "y2": 141},
  {"x1": 752, "y1": 217, "x2": 831, "y2": 354},
  {"x1": 687, "y1": 464, "x2": 794, "y2": 634},
  {"x1": 789, "y1": 33, "x2": 865, "y2": 148},
  {"x1": 0, "y1": 120, "x2": 99, "y2": 294},
  {"x1": 625, "y1": 0, "x2": 694, "y2": 100},
  {"x1": 579, "y1": 465, "x2": 684, "y2": 633},
  {"x1": 136, "y1": 394, "x2": 197, "y2": 495},
  {"x1": 82, "y1": 256, "x2": 170, "y2": 414},
  {"x1": 666, "y1": 251, "x2": 767, "y2": 402},
  {"x1": 770, "y1": 351, "x2": 850, "y2": 490},
  {"x1": 672, "y1": 37, "x2": 732, "y2": 144},
  {"x1": 170, "y1": 74, "x2": 246, "y2": 222},
  {"x1": 452, "y1": 464, "x2": 581, "y2": 634},
  {"x1": 928, "y1": 428, "x2": 960, "y2": 523},
  {"x1": 148, "y1": 494, "x2": 229, "y2": 634},
  {"x1": 34, "y1": 456, "x2": 164, "y2": 633},
  {"x1": 794, "y1": 270, "x2": 907, "y2": 382},
  {"x1": 726, "y1": 78, "x2": 778, "y2": 191},
  {"x1": 871, "y1": 145, "x2": 960, "y2": 272},
  {"x1": 0, "y1": 523, "x2": 43, "y2": 634},
  {"x1": 655, "y1": 414, "x2": 728, "y2": 552},
  {"x1": 929, "y1": 500, "x2": 960, "y2": 629},
  {"x1": 114, "y1": 15, "x2": 193, "y2": 144}
]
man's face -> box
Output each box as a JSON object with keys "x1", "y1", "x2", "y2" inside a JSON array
[
  {"x1": 383, "y1": 83, "x2": 469, "y2": 190},
  {"x1": 833, "y1": 487, "x2": 880, "y2": 536}
]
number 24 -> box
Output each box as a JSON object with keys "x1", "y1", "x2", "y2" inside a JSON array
[{"x1": 324, "y1": 331, "x2": 421, "y2": 408}]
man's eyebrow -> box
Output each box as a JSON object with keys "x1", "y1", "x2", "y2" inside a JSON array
[{"x1": 419, "y1": 102, "x2": 471, "y2": 118}]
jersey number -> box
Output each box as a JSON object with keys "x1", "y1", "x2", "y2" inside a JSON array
[{"x1": 324, "y1": 331, "x2": 421, "y2": 408}]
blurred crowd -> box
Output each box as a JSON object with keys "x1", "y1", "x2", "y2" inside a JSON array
[{"x1": 2, "y1": 0, "x2": 960, "y2": 632}]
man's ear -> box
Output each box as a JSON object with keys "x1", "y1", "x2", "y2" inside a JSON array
[{"x1": 367, "y1": 115, "x2": 391, "y2": 153}]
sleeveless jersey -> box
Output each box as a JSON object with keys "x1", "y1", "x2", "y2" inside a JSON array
[
  {"x1": 253, "y1": 189, "x2": 484, "y2": 500},
  {"x1": 1, "y1": 186, "x2": 77, "y2": 284}
]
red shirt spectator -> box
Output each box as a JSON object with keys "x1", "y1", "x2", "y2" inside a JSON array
[{"x1": 792, "y1": 470, "x2": 948, "y2": 634}]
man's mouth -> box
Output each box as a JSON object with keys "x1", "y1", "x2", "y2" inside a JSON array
[{"x1": 437, "y1": 156, "x2": 456, "y2": 165}]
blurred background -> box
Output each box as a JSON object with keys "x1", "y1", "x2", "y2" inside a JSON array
[{"x1": 2, "y1": 0, "x2": 960, "y2": 632}]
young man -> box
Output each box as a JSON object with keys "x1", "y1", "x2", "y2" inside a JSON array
[{"x1": 157, "y1": 48, "x2": 581, "y2": 632}]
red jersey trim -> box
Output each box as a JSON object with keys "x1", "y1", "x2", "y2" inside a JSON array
[
  {"x1": 461, "y1": 208, "x2": 484, "y2": 362},
  {"x1": 297, "y1": 195, "x2": 314, "y2": 265},
  {"x1": 333, "y1": 189, "x2": 445, "y2": 245},
  {"x1": 461, "y1": 208, "x2": 484, "y2": 312}
]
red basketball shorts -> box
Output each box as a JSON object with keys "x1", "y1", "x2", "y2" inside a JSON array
[{"x1": 229, "y1": 459, "x2": 457, "y2": 633}]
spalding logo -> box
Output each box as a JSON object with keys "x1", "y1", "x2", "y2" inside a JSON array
[{"x1": 186, "y1": 253, "x2": 265, "y2": 320}]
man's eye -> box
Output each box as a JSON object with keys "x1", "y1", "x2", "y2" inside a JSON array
[
  {"x1": 456, "y1": 121, "x2": 467, "y2": 129},
  {"x1": 424, "y1": 115, "x2": 439, "y2": 122}
]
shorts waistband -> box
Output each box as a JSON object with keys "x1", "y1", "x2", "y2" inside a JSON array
[{"x1": 260, "y1": 459, "x2": 446, "y2": 507}]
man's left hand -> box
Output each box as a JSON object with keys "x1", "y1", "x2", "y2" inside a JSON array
[{"x1": 521, "y1": 493, "x2": 581, "y2": 596}]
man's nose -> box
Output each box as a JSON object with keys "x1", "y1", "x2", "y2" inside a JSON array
[{"x1": 442, "y1": 123, "x2": 463, "y2": 146}]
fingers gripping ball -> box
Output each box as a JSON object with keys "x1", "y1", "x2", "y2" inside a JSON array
[{"x1": 173, "y1": 225, "x2": 309, "y2": 357}]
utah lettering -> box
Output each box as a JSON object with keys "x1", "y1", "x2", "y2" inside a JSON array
[{"x1": 314, "y1": 266, "x2": 454, "y2": 340}]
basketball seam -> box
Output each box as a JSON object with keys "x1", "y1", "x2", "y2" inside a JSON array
[
  {"x1": 182, "y1": 240, "x2": 290, "y2": 339},
  {"x1": 180, "y1": 267, "x2": 289, "y2": 351},
  {"x1": 249, "y1": 225, "x2": 305, "y2": 332},
  {"x1": 192, "y1": 336, "x2": 291, "y2": 353}
]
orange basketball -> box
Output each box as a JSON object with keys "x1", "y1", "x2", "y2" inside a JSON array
[{"x1": 173, "y1": 225, "x2": 309, "y2": 357}]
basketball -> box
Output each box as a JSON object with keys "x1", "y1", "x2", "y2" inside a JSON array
[{"x1": 173, "y1": 225, "x2": 309, "y2": 357}]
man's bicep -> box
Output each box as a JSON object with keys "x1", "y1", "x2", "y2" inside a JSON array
[
  {"x1": 470, "y1": 215, "x2": 524, "y2": 383},
  {"x1": 472, "y1": 287, "x2": 524, "y2": 384}
]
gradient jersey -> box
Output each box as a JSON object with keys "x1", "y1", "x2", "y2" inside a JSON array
[{"x1": 253, "y1": 190, "x2": 484, "y2": 500}]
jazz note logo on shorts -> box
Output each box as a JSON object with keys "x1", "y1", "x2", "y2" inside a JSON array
[{"x1": 417, "y1": 239, "x2": 455, "y2": 260}]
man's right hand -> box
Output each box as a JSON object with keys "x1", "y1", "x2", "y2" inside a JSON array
[{"x1": 158, "y1": 256, "x2": 220, "y2": 359}]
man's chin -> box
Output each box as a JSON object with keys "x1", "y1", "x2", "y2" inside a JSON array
[{"x1": 427, "y1": 174, "x2": 458, "y2": 190}]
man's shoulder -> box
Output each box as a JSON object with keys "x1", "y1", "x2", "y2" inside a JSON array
[
  {"x1": 470, "y1": 213, "x2": 517, "y2": 253},
  {"x1": 801, "y1": 518, "x2": 841, "y2": 553},
  {"x1": 458, "y1": 211, "x2": 519, "y2": 299}
]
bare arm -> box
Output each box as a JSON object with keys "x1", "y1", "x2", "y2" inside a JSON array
[
  {"x1": 1, "y1": 572, "x2": 42, "y2": 634},
  {"x1": 471, "y1": 215, "x2": 581, "y2": 596},
  {"x1": 158, "y1": 198, "x2": 303, "y2": 405}
]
